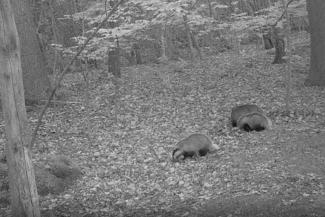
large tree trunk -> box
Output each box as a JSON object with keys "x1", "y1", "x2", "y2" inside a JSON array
[
  {"x1": 11, "y1": 0, "x2": 50, "y2": 103},
  {"x1": 305, "y1": 0, "x2": 325, "y2": 86},
  {"x1": 0, "y1": 1, "x2": 40, "y2": 217}
]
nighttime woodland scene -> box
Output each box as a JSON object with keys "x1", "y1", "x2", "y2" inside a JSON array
[{"x1": 0, "y1": 0, "x2": 325, "y2": 217}]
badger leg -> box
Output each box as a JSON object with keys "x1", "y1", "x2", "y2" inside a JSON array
[
  {"x1": 183, "y1": 151, "x2": 196, "y2": 159},
  {"x1": 254, "y1": 125, "x2": 266, "y2": 131},
  {"x1": 242, "y1": 124, "x2": 253, "y2": 132},
  {"x1": 198, "y1": 148, "x2": 209, "y2": 156}
]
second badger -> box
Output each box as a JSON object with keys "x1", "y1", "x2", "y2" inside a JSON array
[
  {"x1": 231, "y1": 104, "x2": 272, "y2": 132},
  {"x1": 172, "y1": 133, "x2": 219, "y2": 161},
  {"x1": 237, "y1": 112, "x2": 272, "y2": 132}
]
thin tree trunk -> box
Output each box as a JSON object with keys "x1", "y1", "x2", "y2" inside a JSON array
[
  {"x1": 0, "y1": 1, "x2": 40, "y2": 217},
  {"x1": 191, "y1": 32, "x2": 202, "y2": 59},
  {"x1": 281, "y1": 0, "x2": 292, "y2": 112},
  {"x1": 108, "y1": 48, "x2": 121, "y2": 78},
  {"x1": 271, "y1": 27, "x2": 286, "y2": 64},
  {"x1": 161, "y1": 23, "x2": 167, "y2": 61},
  {"x1": 11, "y1": 0, "x2": 51, "y2": 103},
  {"x1": 305, "y1": 0, "x2": 325, "y2": 86},
  {"x1": 183, "y1": 15, "x2": 194, "y2": 60},
  {"x1": 133, "y1": 43, "x2": 142, "y2": 64},
  {"x1": 207, "y1": 0, "x2": 213, "y2": 17}
]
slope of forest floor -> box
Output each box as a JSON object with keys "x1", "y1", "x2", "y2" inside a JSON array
[{"x1": 1, "y1": 33, "x2": 325, "y2": 217}]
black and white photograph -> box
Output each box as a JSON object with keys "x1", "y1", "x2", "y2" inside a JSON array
[{"x1": 0, "y1": 0, "x2": 324, "y2": 216}]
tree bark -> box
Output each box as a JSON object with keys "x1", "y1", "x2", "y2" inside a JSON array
[
  {"x1": 262, "y1": 32, "x2": 274, "y2": 50},
  {"x1": 11, "y1": 0, "x2": 51, "y2": 103},
  {"x1": 0, "y1": 1, "x2": 40, "y2": 217},
  {"x1": 305, "y1": 0, "x2": 325, "y2": 86},
  {"x1": 272, "y1": 37, "x2": 285, "y2": 64},
  {"x1": 207, "y1": 0, "x2": 213, "y2": 17},
  {"x1": 190, "y1": 32, "x2": 202, "y2": 60},
  {"x1": 132, "y1": 43, "x2": 142, "y2": 64},
  {"x1": 108, "y1": 48, "x2": 121, "y2": 78},
  {"x1": 183, "y1": 15, "x2": 194, "y2": 60},
  {"x1": 160, "y1": 23, "x2": 167, "y2": 61}
]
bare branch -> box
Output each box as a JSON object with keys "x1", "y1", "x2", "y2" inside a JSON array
[{"x1": 273, "y1": 0, "x2": 295, "y2": 27}]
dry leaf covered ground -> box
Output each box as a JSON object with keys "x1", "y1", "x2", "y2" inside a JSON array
[{"x1": 1, "y1": 33, "x2": 325, "y2": 217}]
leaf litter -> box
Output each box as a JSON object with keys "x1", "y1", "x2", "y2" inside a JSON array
[{"x1": 7, "y1": 37, "x2": 325, "y2": 217}]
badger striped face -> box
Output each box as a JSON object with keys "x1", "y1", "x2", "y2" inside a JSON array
[
  {"x1": 172, "y1": 148, "x2": 184, "y2": 161},
  {"x1": 238, "y1": 112, "x2": 272, "y2": 132},
  {"x1": 231, "y1": 104, "x2": 263, "y2": 126}
]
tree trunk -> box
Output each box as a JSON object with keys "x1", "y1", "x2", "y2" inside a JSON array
[
  {"x1": 272, "y1": 37, "x2": 285, "y2": 64},
  {"x1": 267, "y1": 27, "x2": 286, "y2": 64},
  {"x1": 183, "y1": 15, "x2": 194, "y2": 60},
  {"x1": 166, "y1": 26, "x2": 180, "y2": 60},
  {"x1": 108, "y1": 48, "x2": 121, "y2": 78},
  {"x1": 262, "y1": 32, "x2": 274, "y2": 49},
  {"x1": 132, "y1": 43, "x2": 142, "y2": 64},
  {"x1": 160, "y1": 23, "x2": 167, "y2": 61},
  {"x1": 190, "y1": 31, "x2": 202, "y2": 59},
  {"x1": 207, "y1": 0, "x2": 213, "y2": 17},
  {"x1": 11, "y1": 0, "x2": 51, "y2": 104},
  {"x1": 305, "y1": 0, "x2": 325, "y2": 86},
  {"x1": 0, "y1": 1, "x2": 40, "y2": 217}
]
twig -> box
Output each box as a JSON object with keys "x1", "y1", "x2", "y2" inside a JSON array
[
  {"x1": 29, "y1": 0, "x2": 124, "y2": 149},
  {"x1": 272, "y1": 0, "x2": 295, "y2": 27},
  {"x1": 38, "y1": 100, "x2": 82, "y2": 104}
]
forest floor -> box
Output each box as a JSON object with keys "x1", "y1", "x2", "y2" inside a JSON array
[{"x1": 1, "y1": 32, "x2": 325, "y2": 217}]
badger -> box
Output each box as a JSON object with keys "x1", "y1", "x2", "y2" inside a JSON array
[
  {"x1": 172, "y1": 133, "x2": 219, "y2": 161},
  {"x1": 237, "y1": 112, "x2": 272, "y2": 132},
  {"x1": 231, "y1": 104, "x2": 263, "y2": 127}
]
